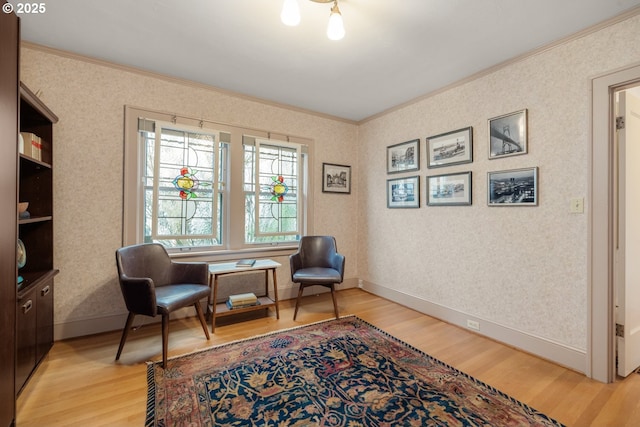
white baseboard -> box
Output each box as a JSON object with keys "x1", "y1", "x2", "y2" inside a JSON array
[
  {"x1": 54, "y1": 278, "x2": 360, "y2": 341},
  {"x1": 361, "y1": 280, "x2": 587, "y2": 374}
]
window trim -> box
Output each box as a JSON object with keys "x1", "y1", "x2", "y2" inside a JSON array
[{"x1": 123, "y1": 106, "x2": 315, "y2": 259}]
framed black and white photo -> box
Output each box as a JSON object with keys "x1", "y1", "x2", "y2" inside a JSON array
[
  {"x1": 322, "y1": 163, "x2": 351, "y2": 194},
  {"x1": 487, "y1": 167, "x2": 538, "y2": 206},
  {"x1": 488, "y1": 109, "x2": 527, "y2": 159},
  {"x1": 387, "y1": 139, "x2": 420, "y2": 173},
  {"x1": 426, "y1": 127, "x2": 473, "y2": 168},
  {"x1": 387, "y1": 176, "x2": 420, "y2": 208},
  {"x1": 427, "y1": 171, "x2": 472, "y2": 206}
]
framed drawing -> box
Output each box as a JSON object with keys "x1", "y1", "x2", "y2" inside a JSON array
[
  {"x1": 387, "y1": 139, "x2": 420, "y2": 174},
  {"x1": 487, "y1": 167, "x2": 538, "y2": 206},
  {"x1": 322, "y1": 163, "x2": 351, "y2": 194},
  {"x1": 488, "y1": 109, "x2": 527, "y2": 159},
  {"x1": 387, "y1": 175, "x2": 420, "y2": 208},
  {"x1": 426, "y1": 126, "x2": 473, "y2": 168},
  {"x1": 427, "y1": 171, "x2": 472, "y2": 206}
]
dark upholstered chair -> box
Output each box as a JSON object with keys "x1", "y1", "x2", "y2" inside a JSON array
[
  {"x1": 290, "y1": 236, "x2": 345, "y2": 320},
  {"x1": 115, "y1": 243, "x2": 211, "y2": 368}
]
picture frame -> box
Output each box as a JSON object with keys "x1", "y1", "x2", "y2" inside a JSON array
[
  {"x1": 426, "y1": 126, "x2": 473, "y2": 168},
  {"x1": 488, "y1": 109, "x2": 528, "y2": 159},
  {"x1": 322, "y1": 163, "x2": 351, "y2": 194},
  {"x1": 387, "y1": 175, "x2": 420, "y2": 208},
  {"x1": 427, "y1": 171, "x2": 472, "y2": 206},
  {"x1": 487, "y1": 167, "x2": 538, "y2": 206},
  {"x1": 387, "y1": 139, "x2": 420, "y2": 174}
]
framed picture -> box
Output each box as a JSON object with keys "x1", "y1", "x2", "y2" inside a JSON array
[
  {"x1": 322, "y1": 163, "x2": 351, "y2": 194},
  {"x1": 387, "y1": 175, "x2": 420, "y2": 208},
  {"x1": 427, "y1": 171, "x2": 472, "y2": 206},
  {"x1": 426, "y1": 126, "x2": 473, "y2": 168},
  {"x1": 387, "y1": 139, "x2": 420, "y2": 173},
  {"x1": 487, "y1": 167, "x2": 538, "y2": 206},
  {"x1": 488, "y1": 109, "x2": 527, "y2": 159}
]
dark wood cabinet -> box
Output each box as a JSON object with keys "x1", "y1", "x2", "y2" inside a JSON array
[
  {"x1": 1, "y1": 3, "x2": 56, "y2": 421},
  {"x1": 16, "y1": 277, "x2": 55, "y2": 392},
  {"x1": 0, "y1": 3, "x2": 19, "y2": 426},
  {"x1": 16, "y1": 85, "x2": 58, "y2": 394},
  {"x1": 15, "y1": 286, "x2": 36, "y2": 393}
]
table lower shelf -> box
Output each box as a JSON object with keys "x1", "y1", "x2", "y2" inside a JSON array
[{"x1": 209, "y1": 296, "x2": 276, "y2": 318}]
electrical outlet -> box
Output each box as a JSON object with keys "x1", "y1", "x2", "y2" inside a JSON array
[
  {"x1": 466, "y1": 319, "x2": 480, "y2": 331},
  {"x1": 357, "y1": 279, "x2": 363, "y2": 288}
]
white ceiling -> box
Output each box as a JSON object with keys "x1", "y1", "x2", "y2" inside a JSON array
[{"x1": 12, "y1": 0, "x2": 640, "y2": 122}]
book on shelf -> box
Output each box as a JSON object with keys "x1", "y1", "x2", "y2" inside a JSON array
[
  {"x1": 226, "y1": 300, "x2": 261, "y2": 310},
  {"x1": 236, "y1": 259, "x2": 256, "y2": 267},
  {"x1": 228, "y1": 292, "x2": 258, "y2": 306}
]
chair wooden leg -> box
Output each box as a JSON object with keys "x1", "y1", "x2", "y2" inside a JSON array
[
  {"x1": 194, "y1": 302, "x2": 210, "y2": 340},
  {"x1": 115, "y1": 312, "x2": 135, "y2": 361},
  {"x1": 330, "y1": 284, "x2": 339, "y2": 319},
  {"x1": 293, "y1": 284, "x2": 305, "y2": 320},
  {"x1": 161, "y1": 314, "x2": 169, "y2": 369}
]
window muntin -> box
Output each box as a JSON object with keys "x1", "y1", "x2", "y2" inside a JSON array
[
  {"x1": 243, "y1": 137, "x2": 307, "y2": 245},
  {"x1": 124, "y1": 107, "x2": 313, "y2": 255},
  {"x1": 139, "y1": 120, "x2": 227, "y2": 249}
]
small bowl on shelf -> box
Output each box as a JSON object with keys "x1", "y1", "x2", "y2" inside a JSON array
[{"x1": 18, "y1": 202, "x2": 29, "y2": 213}]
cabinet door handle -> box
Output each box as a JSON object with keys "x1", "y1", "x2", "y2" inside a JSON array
[
  {"x1": 22, "y1": 300, "x2": 33, "y2": 314},
  {"x1": 41, "y1": 285, "x2": 50, "y2": 297}
]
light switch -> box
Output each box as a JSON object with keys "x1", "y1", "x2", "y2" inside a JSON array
[{"x1": 570, "y1": 197, "x2": 584, "y2": 213}]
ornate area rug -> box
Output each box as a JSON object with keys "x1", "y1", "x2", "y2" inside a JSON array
[{"x1": 146, "y1": 316, "x2": 563, "y2": 426}]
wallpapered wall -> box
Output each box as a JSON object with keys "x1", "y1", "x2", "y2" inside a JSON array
[
  {"x1": 19, "y1": 12, "x2": 640, "y2": 360},
  {"x1": 19, "y1": 47, "x2": 359, "y2": 335},
  {"x1": 358, "y1": 13, "x2": 640, "y2": 352}
]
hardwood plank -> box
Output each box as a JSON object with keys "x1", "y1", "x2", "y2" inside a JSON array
[{"x1": 16, "y1": 288, "x2": 640, "y2": 426}]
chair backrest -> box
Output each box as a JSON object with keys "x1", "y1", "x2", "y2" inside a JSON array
[
  {"x1": 115, "y1": 243, "x2": 173, "y2": 288},
  {"x1": 298, "y1": 236, "x2": 338, "y2": 269}
]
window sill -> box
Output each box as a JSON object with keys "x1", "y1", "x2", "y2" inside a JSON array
[{"x1": 168, "y1": 245, "x2": 298, "y2": 263}]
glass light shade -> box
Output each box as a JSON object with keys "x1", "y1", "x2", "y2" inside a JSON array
[
  {"x1": 327, "y1": 7, "x2": 345, "y2": 40},
  {"x1": 281, "y1": 0, "x2": 301, "y2": 26}
]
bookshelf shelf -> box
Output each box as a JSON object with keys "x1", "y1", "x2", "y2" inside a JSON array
[{"x1": 207, "y1": 259, "x2": 281, "y2": 332}]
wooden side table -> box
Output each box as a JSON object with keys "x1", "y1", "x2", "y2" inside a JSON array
[{"x1": 208, "y1": 259, "x2": 281, "y2": 332}]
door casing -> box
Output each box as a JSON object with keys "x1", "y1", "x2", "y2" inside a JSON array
[{"x1": 591, "y1": 63, "x2": 640, "y2": 383}]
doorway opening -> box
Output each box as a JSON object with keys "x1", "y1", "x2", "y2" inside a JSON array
[
  {"x1": 613, "y1": 83, "x2": 640, "y2": 378},
  {"x1": 591, "y1": 63, "x2": 640, "y2": 383}
]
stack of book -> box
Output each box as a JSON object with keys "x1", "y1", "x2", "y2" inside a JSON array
[
  {"x1": 20, "y1": 132, "x2": 42, "y2": 161},
  {"x1": 226, "y1": 292, "x2": 260, "y2": 310},
  {"x1": 236, "y1": 259, "x2": 256, "y2": 267}
]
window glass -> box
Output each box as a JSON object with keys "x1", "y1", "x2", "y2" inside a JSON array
[
  {"x1": 140, "y1": 124, "x2": 227, "y2": 249},
  {"x1": 244, "y1": 138, "x2": 306, "y2": 244},
  {"x1": 124, "y1": 107, "x2": 312, "y2": 254}
]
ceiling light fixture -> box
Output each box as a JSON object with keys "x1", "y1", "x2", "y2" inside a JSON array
[{"x1": 281, "y1": 0, "x2": 345, "y2": 41}]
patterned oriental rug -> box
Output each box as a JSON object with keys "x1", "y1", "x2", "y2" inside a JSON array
[{"x1": 146, "y1": 316, "x2": 564, "y2": 427}]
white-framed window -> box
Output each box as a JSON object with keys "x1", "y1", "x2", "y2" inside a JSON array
[
  {"x1": 243, "y1": 136, "x2": 307, "y2": 245},
  {"x1": 123, "y1": 106, "x2": 313, "y2": 256},
  {"x1": 138, "y1": 119, "x2": 227, "y2": 249}
]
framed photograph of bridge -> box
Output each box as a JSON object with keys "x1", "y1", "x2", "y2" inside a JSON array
[
  {"x1": 427, "y1": 171, "x2": 472, "y2": 206},
  {"x1": 488, "y1": 109, "x2": 528, "y2": 159},
  {"x1": 487, "y1": 167, "x2": 538, "y2": 206},
  {"x1": 387, "y1": 139, "x2": 420, "y2": 174},
  {"x1": 426, "y1": 126, "x2": 473, "y2": 168}
]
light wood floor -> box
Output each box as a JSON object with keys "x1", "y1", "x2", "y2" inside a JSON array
[{"x1": 15, "y1": 288, "x2": 640, "y2": 426}]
